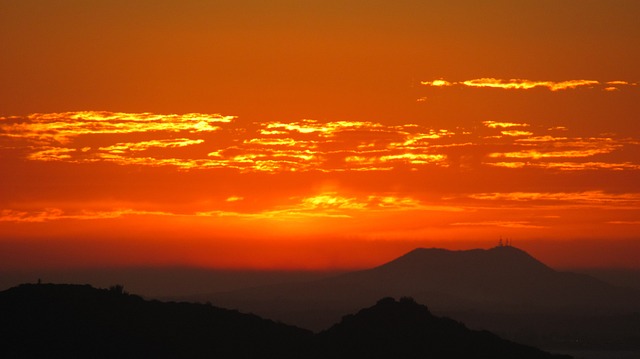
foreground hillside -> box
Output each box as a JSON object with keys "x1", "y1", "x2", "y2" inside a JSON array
[
  {"x1": 0, "y1": 283, "x2": 311, "y2": 359},
  {"x1": 0, "y1": 283, "x2": 569, "y2": 359},
  {"x1": 317, "y1": 296, "x2": 569, "y2": 359}
]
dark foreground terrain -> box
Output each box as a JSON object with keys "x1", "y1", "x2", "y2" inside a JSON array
[{"x1": 0, "y1": 283, "x2": 570, "y2": 359}]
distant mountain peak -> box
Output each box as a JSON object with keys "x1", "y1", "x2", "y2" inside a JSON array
[{"x1": 378, "y1": 245, "x2": 553, "y2": 275}]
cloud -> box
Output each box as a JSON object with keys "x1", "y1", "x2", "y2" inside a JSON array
[
  {"x1": 462, "y1": 78, "x2": 599, "y2": 91},
  {"x1": 420, "y1": 79, "x2": 454, "y2": 87},
  {"x1": 450, "y1": 221, "x2": 545, "y2": 229},
  {"x1": 468, "y1": 191, "x2": 640, "y2": 208},
  {"x1": 607, "y1": 221, "x2": 640, "y2": 225},
  {"x1": 420, "y1": 78, "x2": 638, "y2": 92},
  {"x1": 485, "y1": 136, "x2": 626, "y2": 168},
  {"x1": 483, "y1": 121, "x2": 530, "y2": 128},
  {"x1": 501, "y1": 130, "x2": 534, "y2": 137},
  {"x1": 195, "y1": 192, "x2": 464, "y2": 220},
  {"x1": 606, "y1": 81, "x2": 637, "y2": 86},
  {"x1": 0, "y1": 111, "x2": 233, "y2": 144},
  {"x1": 602, "y1": 80, "x2": 638, "y2": 92},
  {"x1": 99, "y1": 139, "x2": 205, "y2": 153},
  {"x1": 0, "y1": 191, "x2": 465, "y2": 223},
  {"x1": 0, "y1": 208, "x2": 174, "y2": 223},
  {"x1": 27, "y1": 147, "x2": 76, "y2": 161},
  {"x1": 1, "y1": 112, "x2": 637, "y2": 174},
  {"x1": 486, "y1": 161, "x2": 640, "y2": 171},
  {"x1": 489, "y1": 148, "x2": 614, "y2": 159}
]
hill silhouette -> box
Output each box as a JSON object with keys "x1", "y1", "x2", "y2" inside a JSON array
[
  {"x1": 366, "y1": 246, "x2": 639, "y2": 312},
  {"x1": 198, "y1": 246, "x2": 640, "y2": 350},
  {"x1": 317, "y1": 297, "x2": 570, "y2": 359},
  {"x1": 0, "y1": 283, "x2": 311, "y2": 359},
  {"x1": 0, "y1": 283, "x2": 569, "y2": 359}
]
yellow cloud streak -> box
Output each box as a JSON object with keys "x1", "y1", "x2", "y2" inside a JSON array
[
  {"x1": 469, "y1": 191, "x2": 640, "y2": 207},
  {"x1": 27, "y1": 147, "x2": 76, "y2": 161},
  {"x1": 212, "y1": 192, "x2": 464, "y2": 220},
  {"x1": 487, "y1": 162, "x2": 640, "y2": 171},
  {"x1": 0, "y1": 191, "x2": 466, "y2": 223},
  {"x1": 99, "y1": 138, "x2": 205, "y2": 153},
  {"x1": 0, "y1": 208, "x2": 175, "y2": 223},
  {"x1": 263, "y1": 119, "x2": 382, "y2": 137},
  {"x1": 420, "y1": 79, "x2": 454, "y2": 87},
  {"x1": 462, "y1": 78, "x2": 599, "y2": 91},
  {"x1": 450, "y1": 221, "x2": 544, "y2": 229},
  {"x1": 489, "y1": 148, "x2": 614, "y2": 159},
  {"x1": 2, "y1": 112, "x2": 636, "y2": 174},
  {"x1": 501, "y1": 130, "x2": 534, "y2": 137},
  {"x1": 606, "y1": 81, "x2": 637, "y2": 86},
  {"x1": 483, "y1": 121, "x2": 530, "y2": 128},
  {"x1": 421, "y1": 78, "x2": 618, "y2": 91},
  {"x1": 0, "y1": 111, "x2": 233, "y2": 143}
]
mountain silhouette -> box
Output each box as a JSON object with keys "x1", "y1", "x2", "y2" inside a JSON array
[
  {"x1": 0, "y1": 283, "x2": 569, "y2": 359},
  {"x1": 0, "y1": 283, "x2": 311, "y2": 359},
  {"x1": 362, "y1": 245, "x2": 638, "y2": 311},
  {"x1": 199, "y1": 246, "x2": 640, "y2": 350},
  {"x1": 316, "y1": 297, "x2": 570, "y2": 359}
]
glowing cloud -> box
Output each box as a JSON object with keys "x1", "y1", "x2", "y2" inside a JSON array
[
  {"x1": 420, "y1": 79, "x2": 454, "y2": 87},
  {"x1": 420, "y1": 78, "x2": 634, "y2": 91},
  {"x1": 486, "y1": 162, "x2": 640, "y2": 171},
  {"x1": 1, "y1": 112, "x2": 637, "y2": 175},
  {"x1": 468, "y1": 191, "x2": 640, "y2": 209},
  {"x1": 0, "y1": 111, "x2": 233, "y2": 143},
  {"x1": 606, "y1": 81, "x2": 637, "y2": 86},
  {"x1": 100, "y1": 139, "x2": 205, "y2": 153},
  {"x1": 0, "y1": 208, "x2": 174, "y2": 223},
  {"x1": 483, "y1": 121, "x2": 530, "y2": 129},
  {"x1": 451, "y1": 221, "x2": 544, "y2": 229},
  {"x1": 501, "y1": 130, "x2": 534, "y2": 137},
  {"x1": 462, "y1": 78, "x2": 599, "y2": 91}
]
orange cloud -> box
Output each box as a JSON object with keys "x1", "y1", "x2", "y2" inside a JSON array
[
  {"x1": 102, "y1": 138, "x2": 204, "y2": 152},
  {"x1": 501, "y1": 130, "x2": 534, "y2": 137},
  {"x1": 483, "y1": 121, "x2": 530, "y2": 128},
  {"x1": 450, "y1": 221, "x2": 545, "y2": 229},
  {"x1": 2, "y1": 112, "x2": 637, "y2": 176},
  {"x1": 0, "y1": 191, "x2": 464, "y2": 224},
  {"x1": 487, "y1": 162, "x2": 640, "y2": 171},
  {"x1": 0, "y1": 112, "x2": 233, "y2": 144},
  {"x1": 420, "y1": 78, "x2": 637, "y2": 92},
  {"x1": 27, "y1": 147, "x2": 76, "y2": 161},
  {"x1": 468, "y1": 191, "x2": 640, "y2": 208},
  {"x1": 606, "y1": 81, "x2": 637, "y2": 86},
  {"x1": 0, "y1": 208, "x2": 175, "y2": 223},
  {"x1": 486, "y1": 136, "x2": 623, "y2": 167},
  {"x1": 462, "y1": 78, "x2": 599, "y2": 91},
  {"x1": 420, "y1": 79, "x2": 454, "y2": 87},
  {"x1": 489, "y1": 148, "x2": 613, "y2": 159}
]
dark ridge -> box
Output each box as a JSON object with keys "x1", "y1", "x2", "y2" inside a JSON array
[
  {"x1": 0, "y1": 283, "x2": 571, "y2": 359},
  {"x1": 317, "y1": 297, "x2": 571, "y2": 359},
  {"x1": 0, "y1": 283, "x2": 312, "y2": 359}
]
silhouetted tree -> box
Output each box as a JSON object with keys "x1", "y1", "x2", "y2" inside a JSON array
[{"x1": 109, "y1": 284, "x2": 127, "y2": 295}]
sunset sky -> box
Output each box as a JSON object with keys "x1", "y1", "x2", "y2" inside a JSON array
[{"x1": 1, "y1": 1, "x2": 639, "y2": 270}]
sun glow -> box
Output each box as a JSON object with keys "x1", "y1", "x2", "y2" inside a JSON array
[{"x1": 1, "y1": 1, "x2": 639, "y2": 270}]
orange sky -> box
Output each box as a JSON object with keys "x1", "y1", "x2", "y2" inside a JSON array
[{"x1": 1, "y1": 1, "x2": 639, "y2": 270}]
